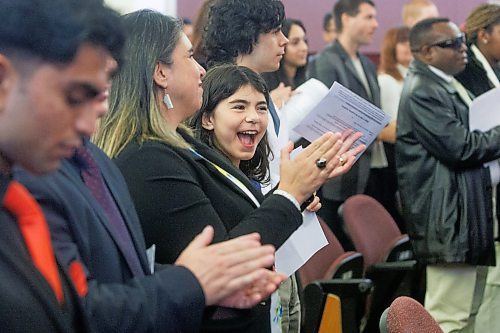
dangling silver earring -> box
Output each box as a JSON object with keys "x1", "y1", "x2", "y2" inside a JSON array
[{"x1": 163, "y1": 91, "x2": 174, "y2": 109}]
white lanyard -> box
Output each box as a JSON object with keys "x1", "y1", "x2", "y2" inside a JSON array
[
  {"x1": 471, "y1": 45, "x2": 500, "y2": 88},
  {"x1": 190, "y1": 149, "x2": 261, "y2": 208}
]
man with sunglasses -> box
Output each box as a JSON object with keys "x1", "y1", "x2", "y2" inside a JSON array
[{"x1": 396, "y1": 17, "x2": 500, "y2": 332}]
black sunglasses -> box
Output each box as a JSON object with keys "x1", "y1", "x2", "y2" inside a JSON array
[{"x1": 428, "y1": 34, "x2": 466, "y2": 50}]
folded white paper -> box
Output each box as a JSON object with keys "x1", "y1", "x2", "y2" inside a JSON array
[
  {"x1": 281, "y1": 78, "x2": 329, "y2": 142},
  {"x1": 293, "y1": 81, "x2": 390, "y2": 152},
  {"x1": 274, "y1": 147, "x2": 328, "y2": 277},
  {"x1": 275, "y1": 211, "x2": 328, "y2": 277},
  {"x1": 469, "y1": 87, "x2": 500, "y2": 185}
]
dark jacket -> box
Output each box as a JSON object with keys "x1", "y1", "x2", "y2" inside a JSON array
[
  {"x1": 115, "y1": 131, "x2": 303, "y2": 333},
  {"x1": 307, "y1": 40, "x2": 379, "y2": 201},
  {"x1": 16, "y1": 142, "x2": 205, "y2": 333},
  {"x1": 396, "y1": 59, "x2": 500, "y2": 265},
  {"x1": 262, "y1": 66, "x2": 307, "y2": 91},
  {"x1": 455, "y1": 46, "x2": 500, "y2": 97},
  {"x1": 0, "y1": 174, "x2": 91, "y2": 333}
]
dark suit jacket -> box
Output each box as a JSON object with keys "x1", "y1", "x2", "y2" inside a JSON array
[
  {"x1": 307, "y1": 40, "x2": 380, "y2": 201},
  {"x1": 16, "y1": 142, "x2": 205, "y2": 333},
  {"x1": 455, "y1": 46, "x2": 500, "y2": 97},
  {"x1": 0, "y1": 174, "x2": 90, "y2": 333},
  {"x1": 115, "y1": 131, "x2": 303, "y2": 333}
]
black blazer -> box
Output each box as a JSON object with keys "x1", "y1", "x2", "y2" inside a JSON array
[
  {"x1": 16, "y1": 143, "x2": 205, "y2": 333},
  {"x1": 0, "y1": 175, "x2": 90, "y2": 333},
  {"x1": 307, "y1": 40, "x2": 380, "y2": 201},
  {"x1": 115, "y1": 131, "x2": 303, "y2": 333},
  {"x1": 455, "y1": 46, "x2": 500, "y2": 97}
]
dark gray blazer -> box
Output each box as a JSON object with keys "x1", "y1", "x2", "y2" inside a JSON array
[
  {"x1": 307, "y1": 40, "x2": 380, "y2": 201},
  {"x1": 16, "y1": 142, "x2": 205, "y2": 333}
]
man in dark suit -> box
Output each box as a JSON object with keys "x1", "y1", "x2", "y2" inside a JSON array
[
  {"x1": 16, "y1": 58, "x2": 286, "y2": 333},
  {"x1": 0, "y1": 0, "x2": 123, "y2": 331},
  {"x1": 307, "y1": 0, "x2": 380, "y2": 248},
  {"x1": 396, "y1": 18, "x2": 500, "y2": 331}
]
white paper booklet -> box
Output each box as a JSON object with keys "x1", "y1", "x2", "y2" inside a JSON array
[
  {"x1": 469, "y1": 87, "x2": 500, "y2": 185},
  {"x1": 281, "y1": 78, "x2": 329, "y2": 142},
  {"x1": 293, "y1": 81, "x2": 390, "y2": 152}
]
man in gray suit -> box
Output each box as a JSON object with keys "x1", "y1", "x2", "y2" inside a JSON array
[{"x1": 307, "y1": 0, "x2": 380, "y2": 248}]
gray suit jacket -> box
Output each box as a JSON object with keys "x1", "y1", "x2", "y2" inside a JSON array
[
  {"x1": 307, "y1": 41, "x2": 380, "y2": 201},
  {"x1": 16, "y1": 142, "x2": 205, "y2": 333}
]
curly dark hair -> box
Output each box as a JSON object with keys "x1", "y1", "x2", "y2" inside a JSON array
[
  {"x1": 205, "y1": 0, "x2": 285, "y2": 67},
  {"x1": 190, "y1": 64, "x2": 272, "y2": 185},
  {"x1": 261, "y1": 18, "x2": 308, "y2": 90}
]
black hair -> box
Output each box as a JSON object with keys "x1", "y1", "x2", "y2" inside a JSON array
[
  {"x1": 323, "y1": 12, "x2": 334, "y2": 32},
  {"x1": 191, "y1": 64, "x2": 272, "y2": 184},
  {"x1": 333, "y1": 0, "x2": 375, "y2": 33},
  {"x1": 409, "y1": 17, "x2": 450, "y2": 52},
  {"x1": 0, "y1": 0, "x2": 124, "y2": 66},
  {"x1": 205, "y1": 0, "x2": 285, "y2": 67},
  {"x1": 261, "y1": 18, "x2": 308, "y2": 90},
  {"x1": 79, "y1": 2, "x2": 125, "y2": 66}
]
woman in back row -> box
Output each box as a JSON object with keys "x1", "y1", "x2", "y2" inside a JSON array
[
  {"x1": 455, "y1": 4, "x2": 500, "y2": 332},
  {"x1": 262, "y1": 18, "x2": 309, "y2": 91},
  {"x1": 373, "y1": 26, "x2": 412, "y2": 232}
]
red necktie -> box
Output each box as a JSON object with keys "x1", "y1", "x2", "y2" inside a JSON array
[{"x1": 3, "y1": 180, "x2": 64, "y2": 303}]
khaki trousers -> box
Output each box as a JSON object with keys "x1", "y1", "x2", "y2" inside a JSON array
[
  {"x1": 425, "y1": 264, "x2": 487, "y2": 333},
  {"x1": 475, "y1": 242, "x2": 500, "y2": 332}
]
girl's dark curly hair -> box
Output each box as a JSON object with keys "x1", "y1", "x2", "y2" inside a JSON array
[
  {"x1": 190, "y1": 64, "x2": 272, "y2": 185},
  {"x1": 204, "y1": 0, "x2": 285, "y2": 68}
]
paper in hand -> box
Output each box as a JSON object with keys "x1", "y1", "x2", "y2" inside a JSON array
[
  {"x1": 469, "y1": 87, "x2": 500, "y2": 185},
  {"x1": 280, "y1": 78, "x2": 329, "y2": 142},
  {"x1": 293, "y1": 82, "x2": 390, "y2": 154}
]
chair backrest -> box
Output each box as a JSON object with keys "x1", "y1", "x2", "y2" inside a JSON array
[
  {"x1": 342, "y1": 194, "x2": 411, "y2": 269},
  {"x1": 380, "y1": 296, "x2": 443, "y2": 333},
  {"x1": 298, "y1": 218, "x2": 363, "y2": 287}
]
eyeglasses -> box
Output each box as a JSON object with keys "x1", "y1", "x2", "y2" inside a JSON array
[{"x1": 428, "y1": 34, "x2": 466, "y2": 50}]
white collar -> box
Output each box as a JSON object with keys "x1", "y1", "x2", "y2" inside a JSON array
[
  {"x1": 397, "y1": 64, "x2": 409, "y2": 78},
  {"x1": 471, "y1": 44, "x2": 500, "y2": 88},
  {"x1": 428, "y1": 64, "x2": 453, "y2": 83}
]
